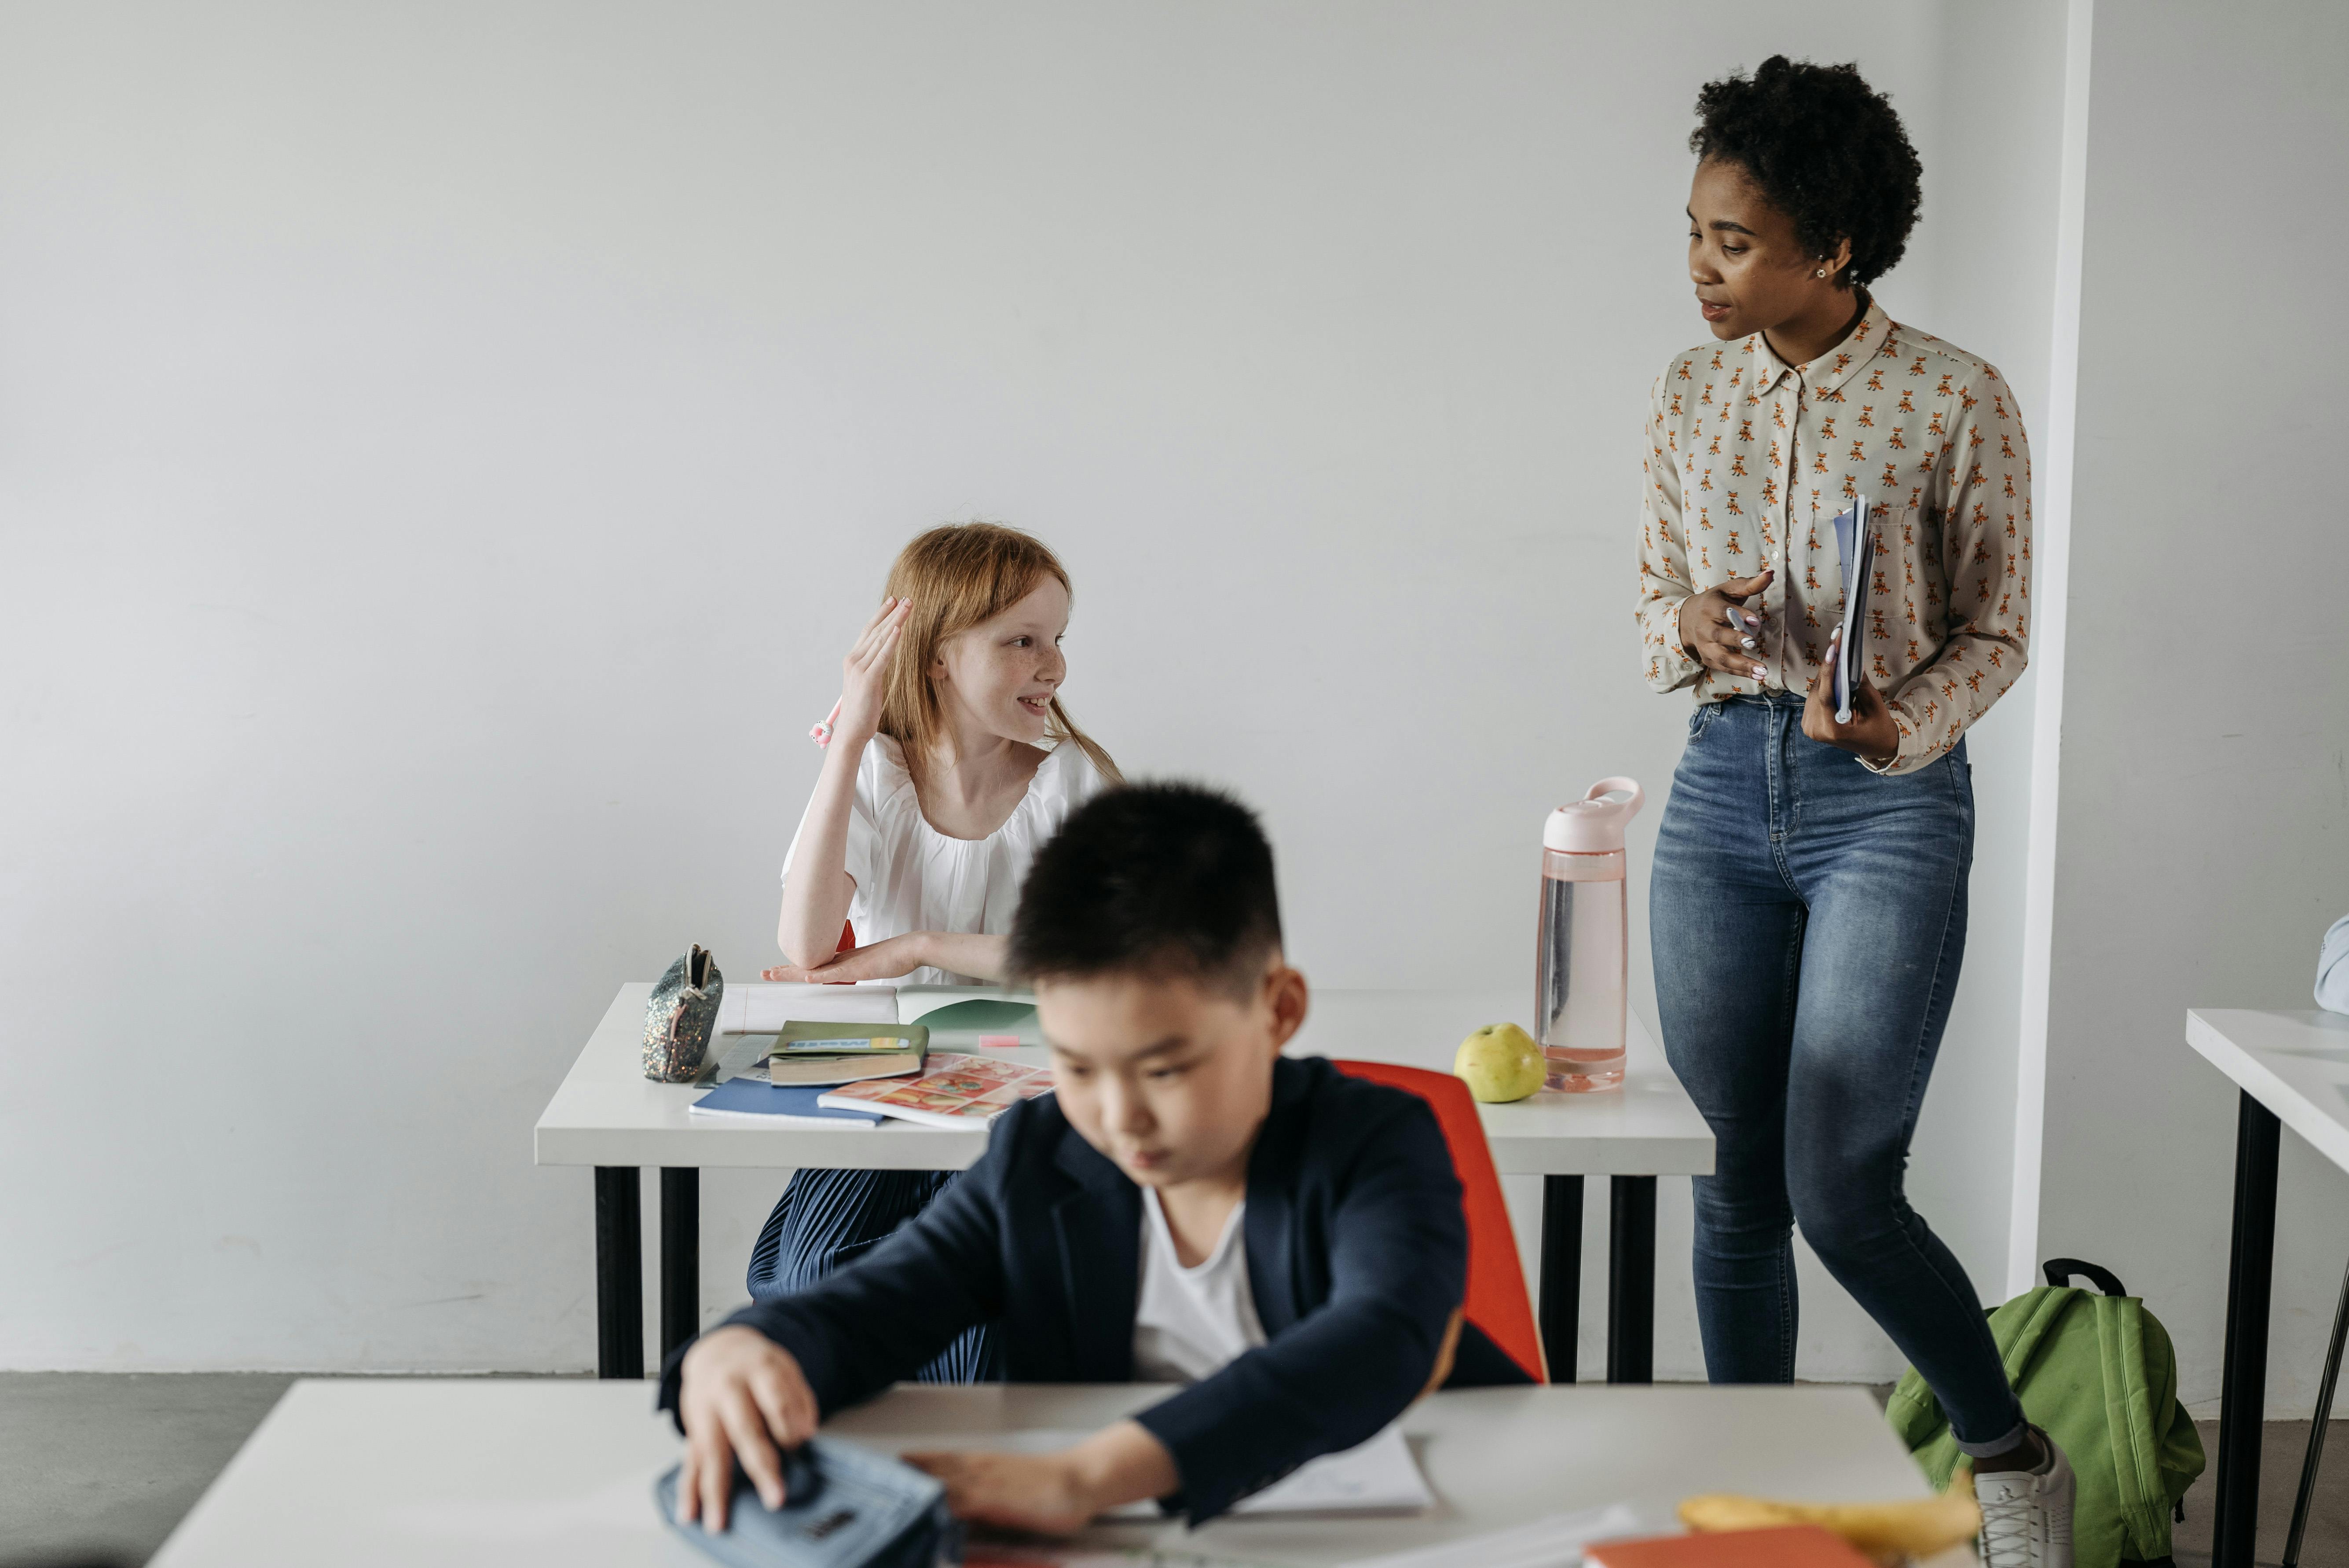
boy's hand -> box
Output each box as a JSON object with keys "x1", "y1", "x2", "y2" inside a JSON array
[
  {"x1": 905, "y1": 1419, "x2": 1178, "y2": 1535},
  {"x1": 674, "y1": 1326, "x2": 821, "y2": 1534},
  {"x1": 902, "y1": 1450, "x2": 1101, "y2": 1534},
  {"x1": 1803, "y1": 628, "x2": 1901, "y2": 766}
]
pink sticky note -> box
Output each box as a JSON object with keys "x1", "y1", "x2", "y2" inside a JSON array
[{"x1": 976, "y1": 1034, "x2": 1022, "y2": 1049}]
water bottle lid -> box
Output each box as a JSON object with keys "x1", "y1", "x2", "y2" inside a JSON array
[{"x1": 1544, "y1": 776, "x2": 1645, "y2": 853}]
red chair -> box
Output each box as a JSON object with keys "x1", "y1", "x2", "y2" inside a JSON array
[{"x1": 1332, "y1": 1059, "x2": 1548, "y2": 1384}]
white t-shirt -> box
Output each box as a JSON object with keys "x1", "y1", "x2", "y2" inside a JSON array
[
  {"x1": 1132, "y1": 1188, "x2": 1267, "y2": 1385},
  {"x1": 782, "y1": 734, "x2": 1108, "y2": 987}
]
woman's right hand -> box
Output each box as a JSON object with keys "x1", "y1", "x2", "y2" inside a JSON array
[
  {"x1": 834, "y1": 596, "x2": 913, "y2": 745},
  {"x1": 1675, "y1": 570, "x2": 1774, "y2": 681}
]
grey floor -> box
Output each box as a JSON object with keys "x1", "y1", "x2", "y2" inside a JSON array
[
  {"x1": 4, "y1": 1374, "x2": 2346, "y2": 1566},
  {"x1": 2169, "y1": 1420, "x2": 2348, "y2": 1568}
]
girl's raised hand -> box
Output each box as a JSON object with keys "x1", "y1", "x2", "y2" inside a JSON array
[{"x1": 833, "y1": 597, "x2": 912, "y2": 746}]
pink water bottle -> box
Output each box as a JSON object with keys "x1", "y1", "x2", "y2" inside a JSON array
[{"x1": 1536, "y1": 777, "x2": 1645, "y2": 1092}]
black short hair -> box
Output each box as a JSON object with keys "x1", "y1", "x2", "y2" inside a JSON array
[
  {"x1": 1689, "y1": 55, "x2": 1922, "y2": 290},
  {"x1": 1009, "y1": 782, "x2": 1282, "y2": 998}
]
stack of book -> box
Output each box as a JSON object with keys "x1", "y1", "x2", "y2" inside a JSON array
[{"x1": 762, "y1": 1022, "x2": 928, "y2": 1087}]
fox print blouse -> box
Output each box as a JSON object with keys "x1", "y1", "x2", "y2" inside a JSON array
[{"x1": 1633, "y1": 300, "x2": 2031, "y2": 775}]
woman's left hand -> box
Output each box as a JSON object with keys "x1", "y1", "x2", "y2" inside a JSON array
[
  {"x1": 761, "y1": 933, "x2": 930, "y2": 984},
  {"x1": 1803, "y1": 629, "x2": 1902, "y2": 765}
]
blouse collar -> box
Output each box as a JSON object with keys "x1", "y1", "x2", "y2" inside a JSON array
[{"x1": 1744, "y1": 296, "x2": 1895, "y2": 400}]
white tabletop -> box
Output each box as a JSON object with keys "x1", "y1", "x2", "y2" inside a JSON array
[
  {"x1": 2187, "y1": 1007, "x2": 2349, "y2": 1175},
  {"x1": 535, "y1": 984, "x2": 1713, "y2": 1176},
  {"x1": 151, "y1": 1378, "x2": 1959, "y2": 1568}
]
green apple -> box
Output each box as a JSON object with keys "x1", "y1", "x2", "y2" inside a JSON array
[{"x1": 1454, "y1": 1022, "x2": 1544, "y2": 1103}]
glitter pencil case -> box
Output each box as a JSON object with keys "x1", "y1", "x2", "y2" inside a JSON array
[{"x1": 643, "y1": 945, "x2": 724, "y2": 1082}]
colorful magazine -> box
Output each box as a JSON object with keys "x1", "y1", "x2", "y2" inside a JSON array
[{"x1": 817, "y1": 1052, "x2": 1054, "y2": 1128}]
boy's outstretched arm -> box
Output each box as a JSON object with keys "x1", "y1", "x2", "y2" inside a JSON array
[
  {"x1": 905, "y1": 1420, "x2": 1179, "y2": 1532},
  {"x1": 1132, "y1": 1095, "x2": 1467, "y2": 1523},
  {"x1": 657, "y1": 1109, "x2": 1020, "y2": 1454}
]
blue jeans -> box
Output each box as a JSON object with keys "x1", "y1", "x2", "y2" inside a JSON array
[{"x1": 1650, "y1": 693, "x2": 2023, "y2": 1451}]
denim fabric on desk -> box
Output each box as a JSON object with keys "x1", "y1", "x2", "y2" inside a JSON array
[{"x1": 1649, "y1": 692, "x2": 2022, "y2": 1449}]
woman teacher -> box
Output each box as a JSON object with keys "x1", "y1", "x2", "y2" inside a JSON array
[{"x1": 1635, "y1": 58, "x2": 2067, "y2": 1568}]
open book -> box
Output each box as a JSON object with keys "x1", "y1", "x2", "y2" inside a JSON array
[
  {"x1": 714, "y1": 982, "x2": 898, "y2": 1034},
  {"x1": 895, "y1": 985, "x2": 1041, "y2": 1045},
  {"x1": 1830, "y1": 495, "x2": 1877, "y2": 722},
  {"x1": 818, "y1": 1053, "x2": 1053, "y2": 1128},
  {"x1": 882, "y1": 1422, "x2": 1433, "y2": 1520}
]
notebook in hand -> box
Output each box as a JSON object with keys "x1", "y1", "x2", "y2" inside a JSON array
[
  {"x1": 690, "y1": 1077, "x2": 885, "y2": 1127},
  {"x1": 1830, "y1": 496, "x2": 1877, "y2": 722},
  {"x1": 818, "y1": 1053, "x2": 1054, "y2": 1129}
]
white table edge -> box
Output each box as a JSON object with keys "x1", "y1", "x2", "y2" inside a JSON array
[
  {"x1": 2185, "y1": 1007, "x2": 2349, "y2": 1175},
  {"x1": 533, "y1": 984, "x2": 1716, "y2": 1176}
]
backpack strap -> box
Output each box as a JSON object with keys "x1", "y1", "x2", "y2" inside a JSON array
[{"x1": 2045, "y1": 1257, "x2": 2130, "y2": 1297}]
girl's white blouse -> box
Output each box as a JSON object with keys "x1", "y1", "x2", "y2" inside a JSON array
[{"x1": 782, "y1": 735, "x2": 1109, "y2": 986}]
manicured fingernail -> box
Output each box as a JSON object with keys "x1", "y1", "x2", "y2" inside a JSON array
[
  {"x1": 1751, "y1": 665, "x2": 1767, "y2": 679},
  {"x1": 1741, "y1": 637, "x2": 1757, "y2": 650},
  {"x1": 1744, "y1": 614, "x2": 1761, "y2": 627}
]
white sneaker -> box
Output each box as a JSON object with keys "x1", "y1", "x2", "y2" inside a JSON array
[{"x1": 1973, "y1": 1429, "x2": 2075, "y2": 1568}]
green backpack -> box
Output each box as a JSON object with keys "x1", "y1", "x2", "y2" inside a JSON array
[{"x1": 1886, "y1": 1259, "x2": 2206, "y2": 1568}]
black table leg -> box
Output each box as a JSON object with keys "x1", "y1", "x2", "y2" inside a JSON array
[
  {"x1": 594, "y1": 1166, "x2": 644, "y2": 1379},
  {"x1": 2214, "y1": 1090, "x2": 2282, "y2": 1568},
  {"x1": 2283, "y1": 1249, "x2": 2349, "y2": 1567},
  {"x1": 660, "y1": 1168, "x2": 700, "y2": 1367},
  {"x1": 1540, "y1": 1175, "x2": 1584, "y2": 1384},
  {"x1": 1608, "y1": 1175, "x2": 1657, "y2": 1385}
]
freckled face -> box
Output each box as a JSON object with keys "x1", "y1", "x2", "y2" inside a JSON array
[
  {"x1": 1687, "y1": 158, "x2": 1838, "y2": 342},
  {"x1": 929, "y1": 577, "x2": 1070, "y2": 745}
]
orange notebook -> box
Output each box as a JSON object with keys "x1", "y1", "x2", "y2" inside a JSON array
[{"x1": 1586, "y1": 1524, "x2": 1882, "y2": 1567}]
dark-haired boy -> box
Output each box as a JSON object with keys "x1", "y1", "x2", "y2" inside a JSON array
[{"x1": 665, "y1": 783, "x2": 1517, "y2": 1535}]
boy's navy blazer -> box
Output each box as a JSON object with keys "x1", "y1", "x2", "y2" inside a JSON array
[{"x1": 661, "y1": 1053, "x2": 1524, "y2": 1522}]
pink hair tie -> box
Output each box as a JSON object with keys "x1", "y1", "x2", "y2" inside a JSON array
[{"x1": 809, "y1": 696, "x2": 843, "y2": 748}]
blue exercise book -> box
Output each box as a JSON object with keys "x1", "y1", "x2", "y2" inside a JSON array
[{"x1": 689, "y1": 1077, "x2": 884, "y2": 1127}]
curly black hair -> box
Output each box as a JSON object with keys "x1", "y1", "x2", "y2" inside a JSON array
[{"x1": 1689, "y1": 55, "x2": 1922, "y2": 290}]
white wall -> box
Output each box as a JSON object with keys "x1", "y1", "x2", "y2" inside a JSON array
[
  {"x1": 0, "y1": 2, "x2": 2062, "y2": 1376},
  {"x1": 2038, "y1": 0, "x2": 2349, "y2": 1417}
]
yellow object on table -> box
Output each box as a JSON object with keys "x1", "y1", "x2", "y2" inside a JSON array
[
  {"x1": 1678, "y1": 1466, "x2": 1982, "y2": 1565},
  {"x1": 1453, "y1": 1022, "x2": 1544, "y2": 1103}
]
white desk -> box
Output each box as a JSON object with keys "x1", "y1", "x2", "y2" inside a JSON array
[
  {"x1": 536, "y1": 984, "x2": 1713, "y2": 1384},
  {"x1": 2186, "y1": 1007, "x2": 2349, "y2": 1568},
  {"x1": 151, "y1": 1379, "x2": 1961, "y2": 1568}
]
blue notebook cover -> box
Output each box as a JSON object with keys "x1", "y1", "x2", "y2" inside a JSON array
[{"x1": 689, "y1": 1077, "x2": 885, "y2": 1125}]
